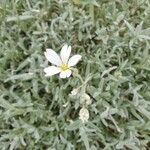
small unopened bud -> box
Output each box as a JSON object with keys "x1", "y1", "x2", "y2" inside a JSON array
[
  {"x1": 62, "y1": 102, "x2": 68, "y2": 107},
  {"x1": 80, "y1": 93, "x2": 92, "y2": 106},
  {"x1": 79, "y1": 107, "x2": 89, "y2": 123},
  {"x1": 84, "y1": 93, "x2": 92, "y2": 106},
  {"x1": 72, "y1": 68, "x2": 79, "y2": 76},
  {"x1": 71, "y1": 88, "x2": 79, "y2": 96}
]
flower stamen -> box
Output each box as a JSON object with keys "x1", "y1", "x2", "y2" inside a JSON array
[{"x1": 60, "y1": 64, "x2": 69, "y2": 71}]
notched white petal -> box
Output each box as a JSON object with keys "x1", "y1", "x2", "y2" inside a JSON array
[
  {"x1": 44, "y1": 66, "x2": 61, "y2": 76},
  {"x1": 60, "y1": 44, "x2": 71, "y2": 64},
  {"x1": 68, "y1": 55, "x2": 82, "y2": 67},
  {"x1": 45, "y1": 49, "x2": 62, "y2": 66},
  {"x1": 66, "y1": 69, "x2": 72, "y2": 77},
  {"x1": 59, "y1": 69, "x2": 72, "y2": 78}
]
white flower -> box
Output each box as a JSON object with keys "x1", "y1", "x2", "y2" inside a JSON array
[
  {"x1": 44, "y1": 44, "x2": 82, "y2": 78},
  {"x1": 79, "y1": 107, "x2": 89, "y2": 123}
]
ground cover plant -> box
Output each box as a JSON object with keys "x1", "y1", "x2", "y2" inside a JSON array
[{"x1": 0, "y1": 0, "x2": 150, "y2": 149}]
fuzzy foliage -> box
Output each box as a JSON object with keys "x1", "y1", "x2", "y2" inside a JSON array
[{"x1": 0, "y1": 0, "x2": 150, "y2": 149}]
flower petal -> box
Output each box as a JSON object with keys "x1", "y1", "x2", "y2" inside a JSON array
[
  {"x1": 59, "y1": 69, "x2": 72, "y2": 78},
  {"x1": 68, "y1": 55, "x2": 82, "y2": 67},
  {"x1": 44, "y1": 66, "x2": 61, "y2": 77},
  {"x1": 60, "y1": 44, "x2": 71, "y2": 64},
  {"x1": 44, "y1": 49, "x2": 62, "y2": 66}
]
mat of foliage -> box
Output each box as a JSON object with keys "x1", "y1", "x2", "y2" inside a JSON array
[{"x1": 0, "y1": 0, "x2": 150, "y2": 149}]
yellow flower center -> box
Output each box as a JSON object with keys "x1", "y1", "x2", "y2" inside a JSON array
[{"x1": 60, "y1": 64, "x2": 69, "y2": 71}]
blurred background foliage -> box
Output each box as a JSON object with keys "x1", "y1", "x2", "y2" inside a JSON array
[{"x1": 0, "y1": 0, "x2": 150, "y2": 149}]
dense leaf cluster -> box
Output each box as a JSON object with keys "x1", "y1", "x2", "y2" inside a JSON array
[{"x1": 0, "y1": 0, "x2": 150, "y2": 149}]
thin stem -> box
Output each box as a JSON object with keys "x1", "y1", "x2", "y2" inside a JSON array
[{"x1": 89, "y1": 5, "x2": 94, "y2": 24}]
